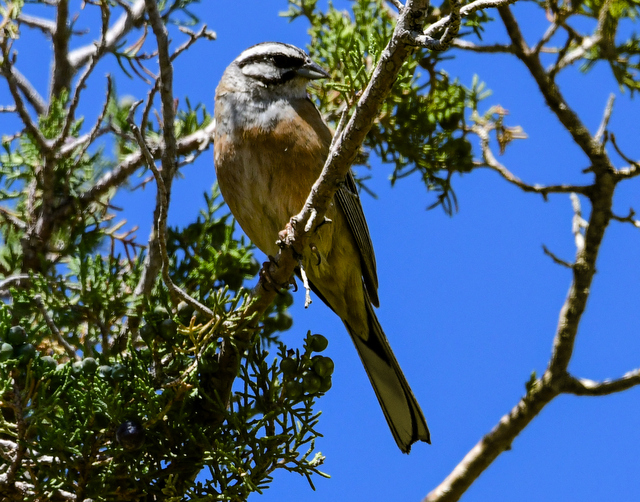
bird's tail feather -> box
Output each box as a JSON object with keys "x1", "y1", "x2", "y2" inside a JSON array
[{"x1": 345, "y1": 299, "x2": 430, "y2": 453}]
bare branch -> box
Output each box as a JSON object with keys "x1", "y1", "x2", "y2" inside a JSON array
[
  {"x1": 425, "y1": 383, "x2": 559, "y2": 502},
  {"x1": 130, "y1": 0, "x2": 179, "y2": 302},
  {"x1": 472, "y1": 124, "x2": 591, "y2": 197},
  {"x1": 53, "y1": 3, "x2": 110, "y2": 150},
  {"x1": 561, "y1": 369, "x2": 640, "y2": 396},
  {"x1": 68, "y1": 75, "x2": 114, "y2": 169},
  {"x1": 594, "y1": 93, "x2": 614, "y2": 144},
  {"x1": 405, "y1": 0, "x2": 462, "y2": 51},
  {"x1": 50, "y1": 0, "x2": 72, "y2": 100},
  {"x1": 542, "y1": 244, "x2": 573, "y2": 268},
  {"x1": 550, "y1": 0, "x2": 613, "y2": 75},
  {"x1": 388, "y1": 0, "x2": 405, "y2": 11},
  {"x1": 170, "y1": 25, "x2": 217, "y2": 62},
  {"x1": 452, "y1": 39, "x2": 514, "y2": 53},
  {"x1": 610, "y1": 208, "x2": 640, "y2": 230},
  {"x1": 0, "y1": 66, "x2": 47, "y2": 116},
  {"x1": 0, "y1": 206, "x2": 27, "y2": 230},
  {"x1": 0, "y1": 51, "x2": 51, "y2": 151},
  {"x1": 68, "y1": 0, "x2": 147, "y2": 70},
  {"x1": 424, "y1": 0, "x2": 517, "y2": 39},
  {"x1": 17, "y1": 13, "x2": 56, "y2": 35},
  {"x1": 533, "y1": 21, "x2": 560, "y2": 55},
  {"x1": 127, "y1": 101, "x2": 213, "y2": 318},
  {"x1": 71, "y1": 120, "x2": 215, "y2": 211},
  {"x1": 498, "y1": 7, "x2": 614, "y2": 174},
  {"x1": 610, "y1": 134, "x2": 640, "y2": 180}
]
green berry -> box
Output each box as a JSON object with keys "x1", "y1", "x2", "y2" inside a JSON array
[
  {"x1": 98, "y1": 365, "x2": 113, "y2": 379},
  {"x1": 16, "y1": 343, "x2": 36, "y2": 361},
  {"x1": 177, "y1": 301, "x2": 194, "y2": 323},
  {"x1": 7, "y1": 326, "x2": 27, "y2": 346},
  {"x1": 280, "y1": 357, "x2": 298, "y2": 376},
  {"x1": 302, "y1": 373, "x2": 322, "y2": 394},
  {"x1": 111, "y1": 363, "x2": 127, "y2": 381},
  {"x1": 82, "y1": 357, "x2": 98, "y2": 374},
  {"x1": 0, "y1": 343, "x2": 14, "y2": 361},
  {"x1": 40, "y1": 355, "x2": 57, "y2": 370},
  {"x1": 284, "y1": 380, "x2": 303, "y2": 400},
  {"x1": 312, "y1": 356, "x2": 335, "y2": 377},
  {"x1": 159, "y1": 319, "x2": 177, "y2": 339},
  {"x1": 319, "y1": 376, "x2": 332, "y2": 393},
  {"x1": 308, "y1": 334, "x2": 329, "y2": 353}
]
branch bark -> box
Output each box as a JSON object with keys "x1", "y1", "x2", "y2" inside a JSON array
[{"x1": 424, "y1": 8, "x2": 627, "y2": 502}]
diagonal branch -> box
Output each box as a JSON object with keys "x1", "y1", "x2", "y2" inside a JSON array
[
  {"x1": 68, "y1": 0, "x2": 147, "y2": 70},
  {"x1": 498, "y1": 6, "x2": 614, "y2": 174},
  {"x1": 0, "y1": 66, "x2": 47, "y2": 116}
]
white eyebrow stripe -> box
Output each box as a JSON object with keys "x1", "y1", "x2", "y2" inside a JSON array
[{"x1": 236, "y1": 43, "x2": 304, "y2": 64}]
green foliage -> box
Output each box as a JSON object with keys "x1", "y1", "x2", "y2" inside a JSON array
[
  {"x1": 0, "y1": 2, "x2": 327, "y2": 498},
  {"x1": 0, "y1": 187, "x2": 328, "y2": 499},
  {"x1": 284, "y1": 0, "x2": 476, "y2": 213}
]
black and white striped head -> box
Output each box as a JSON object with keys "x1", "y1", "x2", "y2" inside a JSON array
[{"x1": 221, "y1": 42, "x2": 329, "y2": 97}]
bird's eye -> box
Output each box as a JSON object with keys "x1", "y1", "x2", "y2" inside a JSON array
[{"x1": 271, "y1": 54, "x2": 303, "y2": 69}]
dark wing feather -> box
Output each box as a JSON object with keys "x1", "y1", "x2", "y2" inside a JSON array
[{"x1": 335, "y1": 171, "x2": 379, "y2": 307}]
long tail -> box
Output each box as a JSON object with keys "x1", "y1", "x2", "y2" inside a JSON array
[{"x1": 345, "y1": 299, "x2": 430, "y2": 453}]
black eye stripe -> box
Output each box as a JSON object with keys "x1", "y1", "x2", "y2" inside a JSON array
[
  {"x1": 238, "y1": 52, "x2": 305, "y2": 69},
  {"x1": 271, "y1": 54, "x2": 304, "y2": 68}
]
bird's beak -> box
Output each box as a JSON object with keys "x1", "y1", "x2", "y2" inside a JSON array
[{"x1": 297, "y1": 60, "x2": 331, "y2": 80}]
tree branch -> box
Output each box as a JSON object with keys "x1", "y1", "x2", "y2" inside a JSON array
[
  {"x1": 68, "y1": 0, "x2": 146, "y2": 70},
  {"x1": 17, "y1": 13, "x2": 57, "y2": 36},
  {"x1": 561, "y1": 369, "x2": 640, "y2": 396},
  {"x1": 498, "y1": 6, "x2": 613, "y2": 174},
  {"x1": 472, "y1": 123, "x2": 592, "y2": 197},
  {"x1": 131, "y1": 0, "x2": 179, "y2": 301},
  {"x1": 452, "y1": 39, "x2": 515, "y2": 53},
  {"x1": 50, "y1": 0, "x2": 72, "y2": 101}
]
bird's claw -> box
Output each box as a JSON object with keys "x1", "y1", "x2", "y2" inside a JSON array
[{"x1": 259, "y1": 255, "x2": 291, "y2": 295}]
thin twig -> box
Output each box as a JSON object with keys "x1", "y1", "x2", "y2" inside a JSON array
[
  {"x1": 68, "y1": 75, "x2": 114, "y2": 170},
  {"x1": 33, "y1": 294, "x2": 78, "y2": 361},
  {"x1": 594, "y1": 93, "x2": 614, "y2": 144},
  {"x1": 407, "y1": 0, "x2": 463, "y2": 51},
  {"x1": 127, "y1": 100, "x2": 213, "y2": 318},
  {"x1": 1, "y1": 66, "x2": 47, "y2": 115},
  {"x1": 170, "y1": 25, "x2": 216, "y2": 62},
  {"x1": 542, "y1": 245, "x2": 573, "y2": 268},
  {"x1": 610, "y1": 134, "x2": 640, "y2": 180},
  {"x1": 53, "y1": 3, "x2": 110, "y2": 150},
  {"x1": 473, "y1": 124, "x2": 591, "y2": 197},
  {"x1": 610, "y1": 208, "x2": 640, "y2": 230}
]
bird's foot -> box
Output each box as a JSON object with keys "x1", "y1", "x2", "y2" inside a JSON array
[{"x1": 259, "y1": 255, "x2": 295, "y2": 295}]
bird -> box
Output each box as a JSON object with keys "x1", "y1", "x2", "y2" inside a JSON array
[{"x1": 213, "y1": 42, "x2": 430, "y2": 453}]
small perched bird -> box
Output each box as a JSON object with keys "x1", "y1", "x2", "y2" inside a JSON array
[{"x1": 214, "y1": 42, "x2": 430, "y2": 453}]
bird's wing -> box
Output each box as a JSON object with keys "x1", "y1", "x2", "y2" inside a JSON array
[{"x1": 335, "y1": 171, "x2": 380, "y2": 307}]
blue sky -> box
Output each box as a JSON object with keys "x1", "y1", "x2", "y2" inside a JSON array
[{"x1": 2, "y1": 1, "x2": 639, "y2": 500}]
